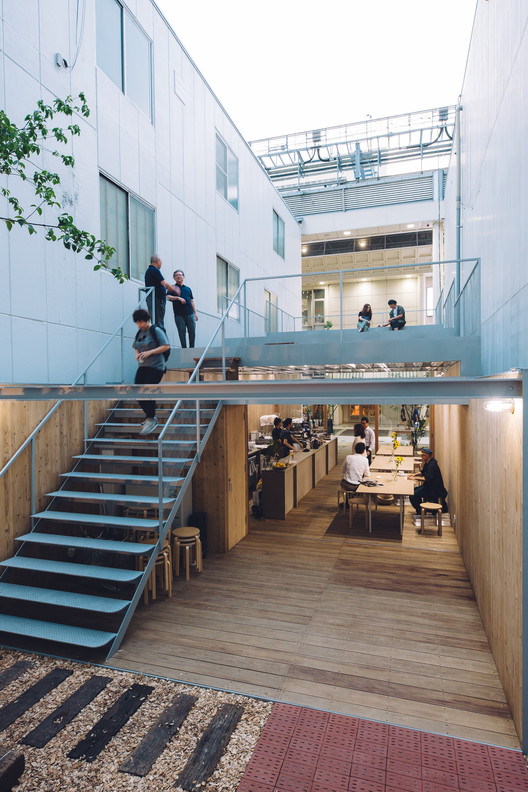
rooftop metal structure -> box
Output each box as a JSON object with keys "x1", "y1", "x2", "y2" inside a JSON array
[{"x1": 249, "y1": 106, "x2": 456, "y2": 192}]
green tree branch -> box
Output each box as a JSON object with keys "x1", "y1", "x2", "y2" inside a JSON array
[{"x1": 0, "y1": 92, "x2": 126, "y2": 283}]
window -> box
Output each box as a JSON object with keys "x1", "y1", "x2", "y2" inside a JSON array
[
  {"x1": 99, "y1": 175, "x2": 154, "y2": 280},
  {"x1": 216, "y1": 134, "x2": 238, "y2": 209},
  {"x1": 217, "y1": 256, "x2": 240, "y2": 319},
  {"x1": 273, "y1": 211, "x2": 285, "y2": 258},
  {"x1": 264, "y1": 289, "x2": 278, "y2": 333},
  {"x1": 96, "y1": 0, "x2": 152, "y2": 120},
  {"x1": 426, "y1": 285, "x2": 434, "y2": 317}
]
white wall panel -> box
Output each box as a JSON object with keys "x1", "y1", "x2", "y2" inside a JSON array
[
  {"x1": 12, "y1": 317, "x2": 49, "y2": 382},
  {"x1": 444, "y1": 0, "x2": 528, "y2": 374}
]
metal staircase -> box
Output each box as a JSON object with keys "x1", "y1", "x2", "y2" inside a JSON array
[{"x1": 0, "y1": 398, "x2": 220, "y2": 659}]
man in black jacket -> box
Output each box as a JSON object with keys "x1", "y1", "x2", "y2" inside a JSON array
[{"x1": 409, "y1": 448, "x2": 448, "y2": 514}]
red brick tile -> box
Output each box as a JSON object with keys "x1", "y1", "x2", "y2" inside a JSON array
[
  {"x1": 316, "y1": 755, "x2": 352, "y2": 777},
  {"x1": 385, "y1": 770, "x2": 422, "y2": 791},
  {"x1": 312, "y1": 768, "x2": 349, "y2": 791},
  {"x1": 349, "y1": 764, "x2": 386, "y2": 784},
  {"x1": 236, "y1": 780, "x2": 275, "y2": 792},
  {"x1": 348, "y1": 778, "x2": 386, "y2": 792},
  {"x1": 353, "y1": 750, "x2": 387, "y2": 770},
  {"x1": 386, "y1": 759, "x2": 421, "y2": 780}
]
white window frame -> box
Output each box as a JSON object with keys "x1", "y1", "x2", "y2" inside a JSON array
[
  {"x1": 96, "y1": 0, "x2": 153, "y2": 121},
  {"x1": 264, "y1": 289, "x2": 278, "y2": 333},
  {"x1": 217, "y1": 256, "x2": 240, "y2": 320},
  {"x1": 99, "y1": 174, "x2": 155, "y2": 281},
  {"x1": 273, "y1": 210, "x2": 285, "y2": 258},
  {"x1": 216, "y1": 133, "x2": 239, "y2": 210}
]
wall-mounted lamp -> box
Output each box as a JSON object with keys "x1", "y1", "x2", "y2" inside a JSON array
[{"x1": 483, "y1": 399, "x2": 515, "y2": 414}]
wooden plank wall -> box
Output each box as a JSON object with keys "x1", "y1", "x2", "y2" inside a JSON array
[
  {"x1": 0, "y1": 400, "x2": 110, "y2": 562},
  {"x1": 435, "y1": 388, "x2": 523, "y2": 740},
  {"x1": 192, "y1": 406, "x2": 248, "y2": 553}
]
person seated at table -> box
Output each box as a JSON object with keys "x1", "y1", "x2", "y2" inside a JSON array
[
  {"x1": 341, "y1": 442, "x2": 370, "y2": 492},
  {"x1": 408, "y1": 447, "x2": 448, "y2": 514}
]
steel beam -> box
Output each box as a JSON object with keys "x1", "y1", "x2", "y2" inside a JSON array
[{"x1": 0, "y1": 377, "x2": 520, "y2": 405}]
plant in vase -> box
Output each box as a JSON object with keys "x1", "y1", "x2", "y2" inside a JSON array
[
  {"x1": 390, "y1": 431, "x2": 400, "y2": 460},
  {"x1": 393, "y1": 455, "x2": 404, "y2": 480}
]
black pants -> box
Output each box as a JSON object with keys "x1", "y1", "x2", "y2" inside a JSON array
[
  {"x1": 340, "y1": 479, "x2": 359, "y2": 492},
  {"x1": 146, "y1": 292, "x2": 166, "y2": 328},
  {"x1": 135, "y1": 366, "x2": 164, "y2": 418}
]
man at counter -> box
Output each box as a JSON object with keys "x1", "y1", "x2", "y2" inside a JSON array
[
  {"x1": 279, "y1": 418, "x2": 296, "y2": 457},
  {"x1": 341, "y1": 442, "x2": 370, "y2": 492},
  {"x1": 272, "y1": 417, "x2": 282, "y2": 443}
]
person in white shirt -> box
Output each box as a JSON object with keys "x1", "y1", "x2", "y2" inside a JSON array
[
  {"x1": 361, "y1": 416, "x2": 375, "y2": 463},
  {"x1": 341, "y1": 442, "x2": 370, "y2": 492}
]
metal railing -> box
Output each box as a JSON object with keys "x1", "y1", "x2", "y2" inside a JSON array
[{"x1": 0, "y1": 287, "x2": 155, "y2": 509}]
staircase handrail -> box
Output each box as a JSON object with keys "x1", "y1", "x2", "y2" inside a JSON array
[{"x1": 0, "y1": 287, "x2": 154, "y2": 489}]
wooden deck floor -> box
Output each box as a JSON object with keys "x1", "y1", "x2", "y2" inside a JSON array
[{"x1": 110, "y1": 440, "x2": 520, "y2": 750}]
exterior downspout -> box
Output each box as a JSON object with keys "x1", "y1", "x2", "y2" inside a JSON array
[
  {"x1": 455, "y1": 101, "x2": 463, "y2": 314},
  {"x1": 523, "y1": 370, "x2": 528, "y2": 753}
]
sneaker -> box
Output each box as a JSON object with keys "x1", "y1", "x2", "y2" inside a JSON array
[{"x1": 139, "y1": 417, "x2": 158, "y2": 435}]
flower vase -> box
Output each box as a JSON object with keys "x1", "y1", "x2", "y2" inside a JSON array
[{"x1": 392, "y1": 469, "x2": 398, "y2": 481}]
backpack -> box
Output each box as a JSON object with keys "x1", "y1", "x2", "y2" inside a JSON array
[
  {"x1": 134, "y1": 325, "x2": 170, "y2": 365},
  {"x1": 149, "y1": 325, "x2": 171, "y2": 362}
]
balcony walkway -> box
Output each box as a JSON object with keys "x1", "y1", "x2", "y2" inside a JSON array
[{"x1": 110, "y1": 435, "x2": 518, "y2": 751}]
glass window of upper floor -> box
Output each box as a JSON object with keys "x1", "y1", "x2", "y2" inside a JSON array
[
  {"x1": 96, "y1": 0, "x2": 153, "y2": 120},
  {"x1": 273, "y1": 210, "x2": 285, "y2": 258},
  {"x1": 99, "y1": 174, "x2": 155, "y2": 281},
  {"x1": 217, "y1": 256, "x2": 240, "y2": 319},
  {"x1": 216, "y1": 134, "x2": 239, "y2": 210}
]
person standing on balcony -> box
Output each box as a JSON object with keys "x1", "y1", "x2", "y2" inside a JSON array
[
  {"x1": 357, "y1": 303, "x2": 372, "y2": 332},
  {"x1": 144, "y1": 255, "x2": 179, "y2": 329},
  {"x1": 380, "y1": 299, "x2": 406, "y2": 330},
  {"x1": 133, "y1": 309, "x2": 170, "y2": 436},
  {"x1": 167, "y1": 269, "x2": 198, "y2": 348}
]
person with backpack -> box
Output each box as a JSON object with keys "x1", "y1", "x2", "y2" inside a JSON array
[{"x1": 132, "y1": 308, "x2": 170, "y2": 435}]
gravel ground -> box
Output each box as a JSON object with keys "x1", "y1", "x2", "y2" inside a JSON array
[{"x1": 0, "y1": 649, "x2": 272, "y2": 792}]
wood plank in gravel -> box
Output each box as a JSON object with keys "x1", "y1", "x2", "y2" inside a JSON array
[
  {"x1": 0, "y1": 744, "x2": 25, "y2": 792},
  {"x1": 0, "y1": 668, "x2": 72, "y2": 732},
  {"x1": 176, "y1": 703, "x2": 243, "y2": 791},
  {"x1": 21, "y1": 675, "x2": 111, "y2": 748},
  {"x1": 119, "y1": 692, "x2": 197, "y2": 777},
  {"x1": 0, "y1": 660, "x2": 33, "y2": 692},
  {"x1": 67, "y1": 683, "x2": 153, "y2": 762}
]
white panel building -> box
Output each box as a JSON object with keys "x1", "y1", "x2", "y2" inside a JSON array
[{"x1": 0, "y1": 0, "x2": 301, "y2": 384}]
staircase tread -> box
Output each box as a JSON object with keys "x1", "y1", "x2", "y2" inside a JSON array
[
  {"x1": 0, "y1": 556, "x2": 143, "y2": 582},
  {"x1": 73, "y1": 454, "x2": 191, "y2": 464},
  {"x1": 61, "y1": 472, "x2": 184, "y2": 484},
  {"x1": 0, "y1": 614, "x2": 116, "y2": 648},
  {"x1": 16, "y1": 532, "x2": 156, "y2": 556},
  {"x1": 46, "y1": 491, "x2": 175, "y2": 505},
  {"x1": 86, "y1": 438, "x2": 197, "y2": 445},
  {"x1": 0, "y1": 583, "x2": 130, "y2": 612},
  {"x1": 32, "y1": 511, "x2": 159, "y2": 529}
]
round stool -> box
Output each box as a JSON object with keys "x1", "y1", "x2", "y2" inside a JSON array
[
  {"x1": 419, "y1": 502, "x2": 443, "y2": 536},
  {"x1": 172, "y1": 526, "x2": 203, "y2": 580}
]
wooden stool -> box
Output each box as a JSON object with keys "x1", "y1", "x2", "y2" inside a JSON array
[
  {"x1": 172, "y1": 526, "x2": 203, "y2": 580},
  {"x1": 137, "y1": 540, "x2": 172, "y2": 603},
  {"x1": 419, "y1": 502, "x2": 443, "y2": 536}
]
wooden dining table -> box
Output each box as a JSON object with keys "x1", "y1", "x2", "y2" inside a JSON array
[
  {"x1": 355, "y1": 472, "x2": 415, "y2": 534},
  {"x1": 376, "y1": 444, "x2": 415, "y2": 456},
  {"x1": 370, "y1": 456, "x2": 414, "y2": 472}
]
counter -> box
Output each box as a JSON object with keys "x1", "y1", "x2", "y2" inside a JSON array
[{"x1": 261, "y1": 437, "x2": 338, "y2": 520}]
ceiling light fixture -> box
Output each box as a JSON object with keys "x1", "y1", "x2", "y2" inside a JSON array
[
  {"x1": 358, "y1": 240, "x2": 366, "y2": 247},
  {"x1": 343, "y1": 231, "x2": 351, "y2": 236},
  {"x1": 407, "y1": 223, "x2": 415, "y2": 229},
  {"x1": 483, "y1": 399, "x2": 515, "y2": 414}
]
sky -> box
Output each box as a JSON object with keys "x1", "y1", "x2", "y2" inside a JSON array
[{"x1": 155, "y1": 0, "x2": 477, "y2": 143}]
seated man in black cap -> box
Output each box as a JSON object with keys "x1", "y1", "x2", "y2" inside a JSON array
[{"x1": 409, "y1": 448, "x2": 448, "y2": 515}]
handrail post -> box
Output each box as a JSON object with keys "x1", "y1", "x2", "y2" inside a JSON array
[
  {"x1": 30, "y1": 438, "x2": 36, "y2": 520},
  {"x1": 120, "y1": 327, "x2": 124, "y2": 383},
  {"x1": 84, "y1": 400, "x2": 88, "y2": 452},
  {"x1": 196, "y1": 399, "x2": 200, "y2": 462},
  {"x1": 221, "y1": 320, "x2": 226, "y2": 381},
  {"x1": 339, "y1": 271, "x2": 343, "y2": 330},
  {"x1": 244, "y1": 281, "x2": 247, "y2": 338},
  {"x1": 158, "y1": 432, "x2": 163, "y2": 538}
]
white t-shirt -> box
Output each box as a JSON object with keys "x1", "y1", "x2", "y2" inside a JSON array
[
  {"x1": 342, "y1": 453, "x2": 370, "y2": 485},
  {"x1": 363, "y1": 425, "x2": 375, "y2": 450}
]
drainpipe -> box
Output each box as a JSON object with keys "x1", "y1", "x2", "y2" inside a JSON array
[
  {"x1": 455, "y1": 101, "x2": 462, "y2": 307},
  {"x1": 523, "y1": 370, "x2": 528, "y2": 753}
]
